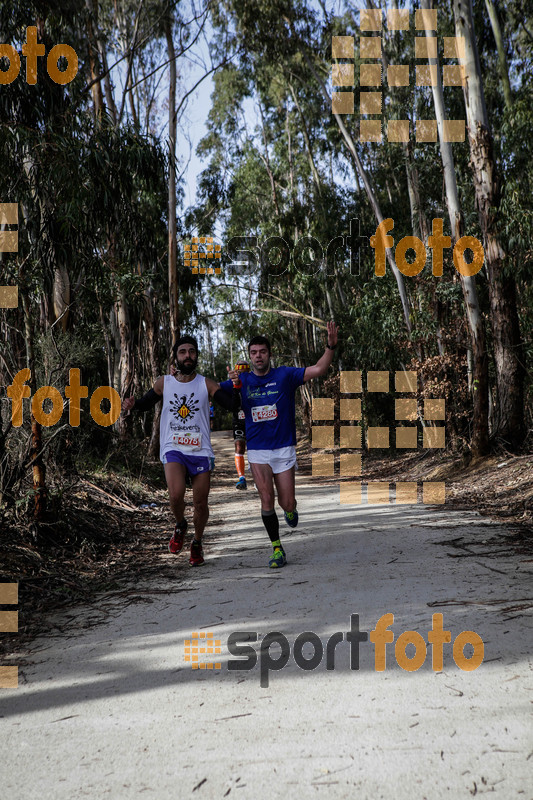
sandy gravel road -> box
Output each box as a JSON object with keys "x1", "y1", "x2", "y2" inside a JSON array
[{"x1": 1, "y1": 432, "x2": 531, "y2": 799}]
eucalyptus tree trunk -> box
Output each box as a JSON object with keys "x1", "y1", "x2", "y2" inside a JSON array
[
  {"x1": 21, "y1": 290, "x2": 47, "y2": 520},
  {"x1": 405, "y1": 146, "x2": 429, "y2": 243},
  {"x1": 300, "y1": 51, "x2": 412, "y2": 335},
  {"x1": 288, "y1": 83, "x2": 346, "y2": 308},
  {"x1": 88, "y1": 0, "x2": 117, "y2": 123},
  {"x1": 404, "y1": 146, "x2": 431, "y2": 359},
  {"x1": 115, "y1": 283, "x2": 134, "y2": 438},
  {"x1": 165, "y1": 12, "x2": 179, "y2": 349},
  {"x1": 405, "y1": 155, "x2": 447, "y2": 358},
  {"x1": 288, "y1": 83, "x2": 322, "y2": 193},
  {"x1": 201, "y1": 291, "x2": 216, "y2": 377},
  {"x1": 86, "y1": 1, "x2": 134, "y2": 438},
  {"x1": 85, "y1": 0, "x2": 105, "y2": 119},
  {"x1": 421, "y1": 0, "x2": 489, "y2": 456},
  {"x1": 484, "y1": 0, "x2": 512, "y2": 109},
  {"x1": 143, "y1": 286, "x2": 161, "y2": 458},
  {"x1": 453, "y1": 0, "x2": 524, "y2": 449},
  {"x1": 258, "y1": 103, "x2": 283, "y2": 235},
  {"x1": 52, "y1": 266, "x2": 70, "y2": 332},
  {"x1": 371, "y1": 0, "x2": 428, "y2": 347}
]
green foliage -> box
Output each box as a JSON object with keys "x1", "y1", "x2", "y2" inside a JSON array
[{"x1": 1, "y1": 0, "x2": 531, "y2": 479}]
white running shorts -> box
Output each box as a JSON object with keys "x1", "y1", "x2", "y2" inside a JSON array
[{"x1": 247, "y1": 445, "x2": 297, "y2": 474}]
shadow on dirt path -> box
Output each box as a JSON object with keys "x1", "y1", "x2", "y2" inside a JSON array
[{"x1": 1, "y1": 431, "x2": 532, "y2": 798}]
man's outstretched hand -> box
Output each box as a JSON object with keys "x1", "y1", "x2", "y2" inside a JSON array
[
  {"x1": 227, "y1": 366, "x2": 240, "y2": 385},
  {"x1": 327, "y1": 320, "x2": 339, "y2": 348},
  {"x1": 122, "y1": 396, "x2": 135, "y2": 416}
]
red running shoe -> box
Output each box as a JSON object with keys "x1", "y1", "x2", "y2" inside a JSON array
[
  {"x1": 189, "y1": 538, "x2": 205, "y2": 567},
  {"x1": 169, "y1": 519, "x2": 188, "y2": 554}
]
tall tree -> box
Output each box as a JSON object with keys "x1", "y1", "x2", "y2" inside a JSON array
[
  {"x1": 165, "y1": 3, "x2": 180, "y2": 348},
  {"x1": 421, "y1": 0, "x2": 489, "y2": 456},
  {"x1": 453, "y1": 0, "x2": 525, "y2": 449},
  {"x1": 484, "y1": 0, "x2": 513, "y2": 110}
]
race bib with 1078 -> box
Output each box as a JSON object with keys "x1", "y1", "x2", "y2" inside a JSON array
[
  {"x1": 251, "y1": 404, "x2": 278, "y2": 423},
  {"x1": 173, "y1": 432, "x2": 202, "y2": 450}
]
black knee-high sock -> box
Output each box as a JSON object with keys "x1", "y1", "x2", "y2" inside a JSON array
[{"x1": 261, "y1": 509, "x2": 280, "y2": 543}]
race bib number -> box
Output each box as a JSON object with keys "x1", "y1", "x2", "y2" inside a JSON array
[
  {"x1": 173, "y1": 432, "x2": 202, "y2": 450},
  {"x1": 238, "y1": 410, "x2": 245, "y2": 420},
  {"x1": 251, "y1": 404, "x2": 278, "y2": 423}
]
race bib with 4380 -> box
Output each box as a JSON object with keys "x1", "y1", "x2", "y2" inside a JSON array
[{"x1": 251, "y1": 404, "x2": 278, "y2": 423}]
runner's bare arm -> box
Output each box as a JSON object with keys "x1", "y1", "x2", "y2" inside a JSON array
[
  {"x1": 122, "y1": 376, "x2": 164, "y2": 415},
  {"x1": 205, "y1": 377, "x2": 235, "y2": 411},
  {"x1": 302, "y1": 321, "x2": 339, "y2": 383},
  {"x1": 205, "y1": 377, "x2": 221, "y2": 397}
]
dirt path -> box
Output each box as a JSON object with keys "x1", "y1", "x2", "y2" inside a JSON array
[{"x1": 1, "y1": 431, "x2": 532, "y2": 799}]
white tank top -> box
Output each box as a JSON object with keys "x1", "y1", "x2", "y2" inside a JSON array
[{"x1": 159, "y1": 374, "x2": 214, "y2": 462}]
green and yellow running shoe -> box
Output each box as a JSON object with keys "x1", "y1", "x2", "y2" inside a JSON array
[
  {"x1": 284, "y1": 507, "x2": 298, "y2": 529},
  {"x1": 268, "y1": 543, "x2": 287, "y2": 569}
]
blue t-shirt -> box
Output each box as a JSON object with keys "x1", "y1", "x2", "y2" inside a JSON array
[{"x1": 221, "y1": 366, "x2": 306, "y2": 450}]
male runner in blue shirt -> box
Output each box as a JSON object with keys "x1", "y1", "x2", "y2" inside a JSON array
[
  {"x1": 222, "y1": 321, "x2": 338, "y2": 569},
  {"x1": 233, "y1": 360, "x2": 250, "y2": 490}
]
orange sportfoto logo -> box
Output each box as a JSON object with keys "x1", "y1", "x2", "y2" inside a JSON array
[
  {"x1": 6, "y1": 369, "x2": 120, "y2": 428},
  {"x1": 0, "y1": 27, "x2": 78, "y2": 85}
]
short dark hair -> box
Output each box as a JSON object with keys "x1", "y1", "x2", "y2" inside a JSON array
[
  {"x1": 172, "y1": 335, "x2": 199, "y2": 361},
  {"x1": 248, "y1": 335, "x2": 271, "y2": 354}
]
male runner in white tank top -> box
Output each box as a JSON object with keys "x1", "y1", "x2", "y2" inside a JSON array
[{"x1": 122, "y1": 335, "x2": 234, "y2": 566}]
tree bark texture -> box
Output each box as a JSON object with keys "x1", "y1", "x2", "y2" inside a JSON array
[
  {"x1": 422, "y1": 0, "x2": 489, "y2": 455},
  {"x1": 165, "y1": 13, "x2": 179, "y2": 349},
  {"x1": 22, "y1": 290, "x2": 47, "y2": 519},
  {"x1": 454, "y1": 0, "x2": 525, "y2": 449}
]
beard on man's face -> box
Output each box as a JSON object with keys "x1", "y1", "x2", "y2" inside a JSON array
[{"x1": 176, "y1": 355, "x2": 197, "y2": 375}]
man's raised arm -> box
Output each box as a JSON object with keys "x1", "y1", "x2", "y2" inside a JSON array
[
  {"x1": 303, "y1": 321, "x2": 339, "y2": 383},
  {"x1": 205, "y1": 377, "x2": 236, "y2": 412},
  {"x1": 122, "y1": 376, "x2": 164, "y2": 415}
]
